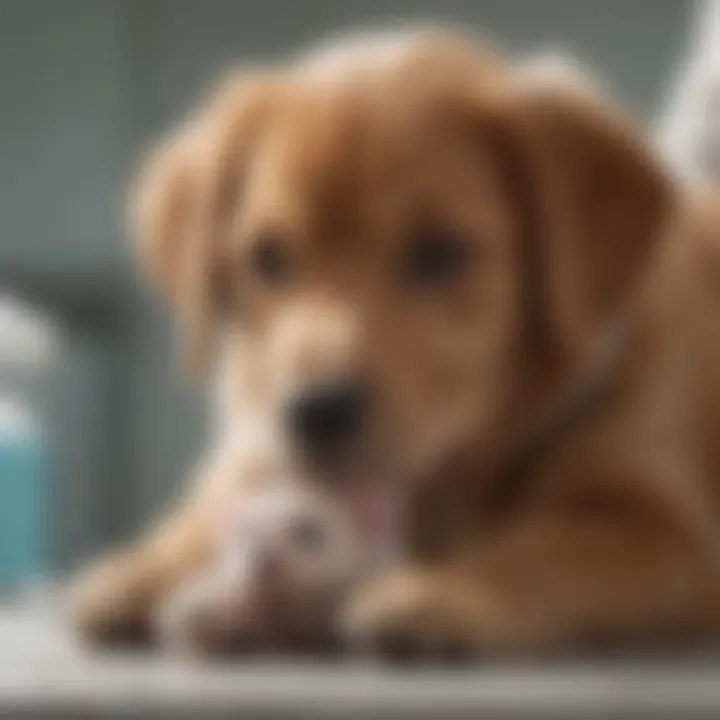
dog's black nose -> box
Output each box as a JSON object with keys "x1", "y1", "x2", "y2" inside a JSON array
[{"x1": 287, "y1": 380, "x2": 367, "y2": 451}]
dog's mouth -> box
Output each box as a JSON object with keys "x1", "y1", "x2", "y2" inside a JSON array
[
  {"x1": 295, "y1": 440, "x2": 404, "y2": 551},
  {"x1": 344, "y1": 481, "x2": 402, "y2": 552},
  {"x1": 316, "y1": 468, "x2": 401, "y2": 552}
]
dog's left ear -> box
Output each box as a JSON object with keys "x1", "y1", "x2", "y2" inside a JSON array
[
  {"x1": 131, "y1": 76, "x2": 278, "y2": 374},
  {"x1": 488, "y1": 72, "x2": 677, "y2": 360}
]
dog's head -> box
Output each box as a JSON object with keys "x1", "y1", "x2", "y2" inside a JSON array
[{"x1": 133, "y1": 29, "x2": 674, "y2": 493}]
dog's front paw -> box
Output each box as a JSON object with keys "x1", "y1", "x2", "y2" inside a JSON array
[
  {"x1": 342, "y1": 569, "x2": 492, "y2": 664},
  {"x1": 156, "y1": 578, "x2": 271, "y2": 659},
  {"x1": 67, "y1": 553, "x2": 156, "y2": 647}
]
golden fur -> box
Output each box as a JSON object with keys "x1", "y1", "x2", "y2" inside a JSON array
[{"x1": 71, "y1": 28, "x2": 720, "y2": 655}]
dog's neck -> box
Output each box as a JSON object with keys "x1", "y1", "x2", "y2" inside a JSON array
[
  {"x1": 487, "y1": 319, "x2": 628, "y2": 520},
  {"x1": 407, "y1": 316, "x2": 631, "y2": 558}
]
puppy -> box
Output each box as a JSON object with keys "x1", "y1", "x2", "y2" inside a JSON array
[
  {"x1": 73, "y1": 26, "x2": 720, "y2": 659},
  {"x1": 157, "y1": 481, "x2": 397, "y2": 656}
]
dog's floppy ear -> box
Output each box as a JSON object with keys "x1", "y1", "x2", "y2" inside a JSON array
[
  {"x1": 491, "y1": 74, "x2": 677, "y2": 360},
  {"x1": 131, "y1": 76, "x2": 277, "y2": 373},
  {"x1": 132, "y1": 124, "x2": 199, "y2": 306}
]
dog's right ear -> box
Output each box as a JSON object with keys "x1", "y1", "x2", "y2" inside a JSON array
[
  {"x1": 480, "y1": 69, "x2": 676, "y2": 365},
  {"x1": 131, "y1": 76, "x2": 279, "y2": 373},
  {"x1": 132, "y1": 123, "x2": 200, "y2": 305}
]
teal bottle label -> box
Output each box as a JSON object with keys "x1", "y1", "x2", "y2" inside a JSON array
[{"x1": 0, "y1": 415, "x2": 46, "y2": 588}]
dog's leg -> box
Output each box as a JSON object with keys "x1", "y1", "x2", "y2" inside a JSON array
[
  {"x1": 67, "y1": 453, "x2": 229, "y2": 646},
  {"x1": 343, "y1": 497, "x2": 720, "y2": 659},
  {"x1": 68, "y1": 502, "x2": 214, "y2": 645}
]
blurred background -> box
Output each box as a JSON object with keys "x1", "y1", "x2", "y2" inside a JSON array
[{"x1": 0, "y1": 0, "x2": 694, "y2": 589}]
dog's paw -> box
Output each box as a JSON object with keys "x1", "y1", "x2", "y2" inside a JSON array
[
  {"x1": 341, "y1": 569, "x2": 490, "y2": 664},
  {"x1": 156, "y1": 579, "x2": 267, "y2": 659},
  {"x1": 67, "y1": 553, "x2": 155, "y2": 647}
]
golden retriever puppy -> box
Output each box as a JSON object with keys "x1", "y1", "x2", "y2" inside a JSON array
[{"x1": 71, "y1": 27, "x2": 720, "y2": 657}]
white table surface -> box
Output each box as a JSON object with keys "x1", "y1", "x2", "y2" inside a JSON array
[{"x1": 2, "y1": 602, "x2": 720, "y2": 719}]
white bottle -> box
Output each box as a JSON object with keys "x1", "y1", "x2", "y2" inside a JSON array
[{"x1": 657, "y1": 0, "x2": 720, "y2": 184}]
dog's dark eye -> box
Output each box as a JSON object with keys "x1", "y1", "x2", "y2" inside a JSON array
[
  {"x1": 250, "y1": 235, "x2": 290, "y2": 285},
  {"x1": 402, "y1": 228, "x2": 470, "y2": 286}
]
